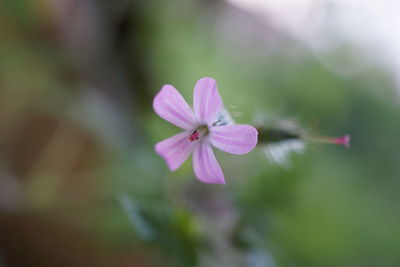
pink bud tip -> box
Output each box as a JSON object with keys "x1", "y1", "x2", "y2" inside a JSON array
[{"x1": 333, "y1": 134, "x2": 351, "y2": 148}]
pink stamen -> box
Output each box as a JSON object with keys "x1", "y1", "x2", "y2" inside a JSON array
[{"x1": 189, "y1": 131, "x2": 200, "y2": 142}]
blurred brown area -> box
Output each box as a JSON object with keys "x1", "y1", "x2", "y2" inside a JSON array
[
  {"x1": 2, "y1": 113, "x2": 96, "y2": 183},
  {"x1": 0, "y1": 213, "x2": 154, "y2": 267},
  {"x1": 0, "y1": 0, "x2": 155, "y2": 266},
  {"x1": 0, "y1": 108, "x2": 159, "y2": 266}
]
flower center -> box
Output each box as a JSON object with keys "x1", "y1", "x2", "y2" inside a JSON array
[
  {"x1": 189, "y1": 131, "x2": 200, "y2": 142},
  {"x1": 188, "y1": 125, "x2": 208, "y2": 142}
]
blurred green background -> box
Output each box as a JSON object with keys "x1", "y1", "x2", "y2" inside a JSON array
[{"x1": 1, "y1": 0, "x2": 400, "y2": 266}]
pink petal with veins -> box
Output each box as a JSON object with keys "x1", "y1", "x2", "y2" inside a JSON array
[
  {"x1": 155, "y1": 131, "x2": 194, "y2": 171},
  {"x1": 192, "y1": 140, "x2": 225, "y2": 184},
  {"x1": 193, "y1": 77, "x2": 222, "y2": 125},
  {"x1": 210, "y1": 125, "x2": 258, "y2": 154},
  {"x1": 153, "y1": 85, "x2": 196, "y2": 130}
]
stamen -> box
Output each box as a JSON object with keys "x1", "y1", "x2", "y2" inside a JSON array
[
  {"x1": 188, "y1": 125, "x2": 209, "y2": 142},
  {"x1": 189, "y1": 130, "x2": 200, "y2": 142}
]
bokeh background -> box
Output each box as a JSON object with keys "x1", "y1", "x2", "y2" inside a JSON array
[{"x1": 1, "y1": 0, "x2": 400, "y2": 266}]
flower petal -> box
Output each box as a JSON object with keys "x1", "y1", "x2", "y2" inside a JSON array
[
  {"x1": 192, "y1": 140, "x2": 225, "y2": 184},
  {"x1": 210, "y1": 125, "x2": 258, "y2": 154},
  {"x1": 193, "y1": 77, "x2": 222, "y2": 125},
  {"x1": 153, "y1": 85, "x2": 196, "y2": 130},
  {"x1": 155, "y1": 131, "x2": 194, "y2": 171}
]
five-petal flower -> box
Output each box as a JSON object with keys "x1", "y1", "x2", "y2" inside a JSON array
[{"x1": 153, "y1": 77, "x2": 258, "y2": 184}]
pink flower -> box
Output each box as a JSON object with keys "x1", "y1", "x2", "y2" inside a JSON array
[{"x1": 153, "y1": 77, "x2": 258, "y2": 184}]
